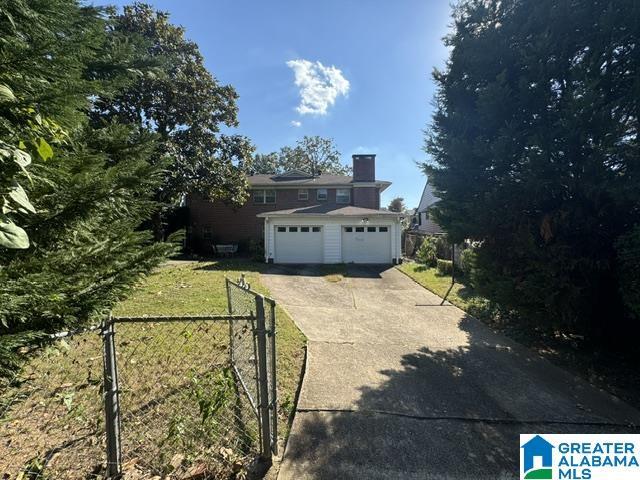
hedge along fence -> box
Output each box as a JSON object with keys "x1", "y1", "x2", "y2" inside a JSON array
[
  {"x1": 436, "y1": 259, "x2": 454, "y2": 275},
  {"x1": 409, "y1": 233, "x2": 467, "y2": 271}
]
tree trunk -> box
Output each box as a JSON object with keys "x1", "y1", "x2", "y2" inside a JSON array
[{"x1": 152, "y1": 209, "x2": 164, "y2": 242}]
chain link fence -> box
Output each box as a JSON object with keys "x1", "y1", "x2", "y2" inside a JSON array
[
  {"x1": 226, "y1": 277, "x2": 278, "y2": 460},
  {"x1": 0, "y1": 327, "x2": 105, "y2": 479},
  {"x1": 0, "y1": 276, "x2": 278, "y2": 479}
]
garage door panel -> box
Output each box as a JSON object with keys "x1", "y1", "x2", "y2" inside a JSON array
[
  {"x1": 275, "y1": 226, "x2": 323, "y2": 263},
  {"x1": 342, "y1": 225, "x2": 391, "y2": 264}
]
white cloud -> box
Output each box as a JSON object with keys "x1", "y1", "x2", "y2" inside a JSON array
[
  {"x1": 286, "y1": 59, "x2": 350, "y2": 115},
  {"x1": 290, "y1": 120, "x2": 302, "y2": 127}
]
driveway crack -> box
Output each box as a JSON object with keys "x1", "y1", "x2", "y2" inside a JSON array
[{"x1": 295, "y1": 407, "x2": 640, "y2": 428}]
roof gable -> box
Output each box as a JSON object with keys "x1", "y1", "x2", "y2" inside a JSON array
[
  {"x1": 275, "y1": 169, "x2": 312, "y2": 178},
  {"x1": 417, "y1": 177, "x2": 440, "y2": 212}
]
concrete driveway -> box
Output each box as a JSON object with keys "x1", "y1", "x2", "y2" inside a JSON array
[{"x1": 262, "y1": 265, "x2": 640, "y2": 480}]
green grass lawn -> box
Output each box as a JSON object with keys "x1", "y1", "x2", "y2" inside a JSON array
[
  {"x1": 0, "y1": 259, "x2": 306, "y2": 479},
  {"x1": 397, "y1": 261, "x2": 494, "y2": 321},
  {"x1": 113, "y1": 259, "x2": 307, "y2": 428}
]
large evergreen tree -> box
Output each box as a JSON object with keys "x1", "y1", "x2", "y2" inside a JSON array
[
  {"x1": 424, "y1": 0, "x2": 640, "y2": 338},
  {"x1": 0, "y1": 0, "x2": 172, "y2": 377}
]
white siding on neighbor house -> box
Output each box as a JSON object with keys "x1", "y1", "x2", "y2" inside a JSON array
[
  {"x1": 417, "y1": 213, "x2": 443, "y2": 235},
  {"x1": 263, "y1": 216, "x2": 401, "y2": 264}
]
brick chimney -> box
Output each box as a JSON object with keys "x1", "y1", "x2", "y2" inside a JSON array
[{"x1": 352, "y1": 154, "x2": 376, "y2": 182}]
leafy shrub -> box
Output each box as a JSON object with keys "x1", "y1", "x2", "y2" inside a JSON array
[
  {"x1": 459, "y1": 248, "x2": 476, "y2": 277},
  {"x1": 436, "y1": 259, "x2": 453, "y2": 275},
  {"x1": 416, "y1": 236, "x2": 438, "y2": 266},
  {"x1": 248, "y1": 238, "x2": 264, "y2": 262}
]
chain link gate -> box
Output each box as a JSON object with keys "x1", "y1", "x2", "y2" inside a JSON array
[
  {"x1": 226, "y1": 277, "x2": 278, "y2": 459},
  {"x1": 100, "y1": 277, "x2": 278, "y2": 479}
]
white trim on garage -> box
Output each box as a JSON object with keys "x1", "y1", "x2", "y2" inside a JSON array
[{"x1": 263, "y1": 215, "x2": 402, "y2": 264}]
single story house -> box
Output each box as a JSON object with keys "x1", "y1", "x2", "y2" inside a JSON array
[{"x1": 188, "y1": 154, "x2": 404, "y2": 264}]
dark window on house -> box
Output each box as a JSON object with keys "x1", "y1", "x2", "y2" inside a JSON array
[
  {"x1": 355, "y1": 227, "x2": 364, "y2": 232},
  {"x1": 418, "y1": 213, "x2": 422, "y2": 225},
  {"x1": 289, "y1": 226, "x2": 298, "y2": 232},
  {"x1": 254, "y1": 189, "x2": 276, "y2": 204},
  {"x1": 344, "y1": 226, "x2": 353, "y2": 232},
  {"x1": 379, "y1": 226, "x2": 388, "y2": 232},
  {"x1": 336, "y1": 188, "x2": 351, "y2": 204},
  {"x1": 202, "y1": 226, "x2": 212, "y2": 240},
  {"x1": 265, "y1": 190, "x2": 276, "y2": 203},
  {"x1": 317, "y1": 188, "x2": 328, "y2": 201},
  {"x1": 312, "y1": 226, "x2": 321, "y2": 232},
  {"x1": 301, "y1": 226, "x2": 310, "y2": 232},
  {"x1": 367, "y1": 227, "x2": 376, "y2": 232},
  {"x1": 298, "y1": 189, "x2": 309, "y2": 200},
  {"x1": 277, "y1": 227, "x2": 286, "y2": 232}
]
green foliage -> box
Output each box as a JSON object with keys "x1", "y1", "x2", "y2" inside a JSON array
[
  {"x1": 252, "y1": 136, "x2": 349, "y2": 175},
  {"x1": 424, "y1": 0, "x2": 640, "y2": 335},
  {"x1": 616, "y1": 226, "x2": 640, "y2": 320},
  {"x1": 416, "y1": 236, "x2": 438, "y2": 266},
  {"x1": 436, "y1": 259, "x2": 453, "y2": 275},
  {"x1": 248, "y1": 237, "x2": 264, "y2": 262},
  {"x1": 191, "y1": 367, "x2": 235, "y2": 425},
  {"x1": 387, "y1": 197, "x2": 405, "y2": 213},
  {"x1": 94, "y1": 3, "x2": 254, "y2": 214},
  {"x1": 399, "y1": 263, "x2": 500, "y2": 324},
  {"x1": 0, "y1": 0, "x2": 172, "y2": 377},
  {"x1": 459, "y1": 247, "x2": 476, "y2": 278}
]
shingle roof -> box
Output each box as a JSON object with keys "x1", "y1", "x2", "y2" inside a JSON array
[
  {"x1": 257, "y1": 205, "x2": 401, "y2": 217},
  {"x1": 248, "y1": 174, "x2": 355, "y2": 186}
]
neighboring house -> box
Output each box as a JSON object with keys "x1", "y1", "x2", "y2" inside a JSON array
[
  {"x1": 414, "y1": 177, "x2": 444, "y2": 235},
  {"x1": 188, "y1": 154, "x2": 404, "y2": 264}
]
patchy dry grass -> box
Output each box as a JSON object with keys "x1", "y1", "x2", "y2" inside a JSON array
[
  {"x1": 317, "y1": 264, "x2": 348, "y2": 283},
  {"x1": 0, "y1": 259, "x2": 306, "y2": 479}
]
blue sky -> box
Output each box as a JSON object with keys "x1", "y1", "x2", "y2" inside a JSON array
[{"x1": 98, "y1": 0, "x2": 452, "y2": 208}]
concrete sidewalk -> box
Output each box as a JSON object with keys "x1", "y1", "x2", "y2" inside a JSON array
[{"x1": 262, "y1": 265, "x2": 640, "y2": 480}]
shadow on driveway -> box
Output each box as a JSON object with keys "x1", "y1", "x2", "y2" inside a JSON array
[
  {"x1": 280, "y1": 314, "x2": 640, "y2": 480},
  {"x1": 265, "y1": 263, "x2": 392, "y2": 279}
]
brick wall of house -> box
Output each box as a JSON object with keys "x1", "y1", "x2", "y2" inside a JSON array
[
  {"x1": 188, "y1": 185, "x2": 380, "y2": 252},
  {"x1": 352, "y1": 154, "x2": 376, "y2": 182},
  {"x1": 353, "y1": 187, "x2": 380, "y2": 210}
]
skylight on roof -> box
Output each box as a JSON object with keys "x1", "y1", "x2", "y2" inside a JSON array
[{"x1": 275, "y1": 169, "x2": 312, "y2": 178}]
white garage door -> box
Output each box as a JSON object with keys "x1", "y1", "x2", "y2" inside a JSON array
[
  {"x1": 342, "y1": 225, "x2": 392, "y2": 264},
  {"x1": 275, "y1": 226, "x2": 323, "y2": 263}
]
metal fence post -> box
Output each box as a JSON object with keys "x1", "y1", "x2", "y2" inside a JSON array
[
  {"x1": 254, "y1": 295, "x2": 272, "y2": 462},
  {"x1": 226, "y1": 278, "x2": 234, "y2": 365},
  {"x1": 102, "y1": 313, "x2": 122, "y2": 478},
  {"x1": 268, "y1": 301, "x2": 278, "y2": 455}
]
